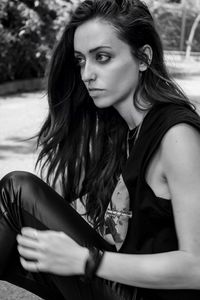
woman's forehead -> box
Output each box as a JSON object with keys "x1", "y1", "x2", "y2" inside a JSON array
[{"x1": 73, "y1": 19, "x2": 119, "y2": 53}]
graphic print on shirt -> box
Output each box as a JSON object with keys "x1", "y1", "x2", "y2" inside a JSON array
[{"x1": 103, "y1": 174, "x2": 132, "y2": 250}]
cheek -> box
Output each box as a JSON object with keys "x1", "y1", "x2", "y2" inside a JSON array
[
  {"x1": 112, "y1": 60, "x2": 139, "y2": 83},
  {"x1": 110, "y1": 66, "x2": 139, "y2": 95}
]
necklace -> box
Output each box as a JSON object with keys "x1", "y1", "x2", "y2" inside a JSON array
[{"x1": 126, "y1": 122, "x2": 142, "y2": 157}]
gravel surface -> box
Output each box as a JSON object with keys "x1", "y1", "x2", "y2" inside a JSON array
[{"x1": 0, "y1": 281, "x2": 43, "y2": 300}]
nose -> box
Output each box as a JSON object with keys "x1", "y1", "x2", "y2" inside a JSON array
[{"x1": 81, "y1": 62, "x2": 96, "y2": 83}]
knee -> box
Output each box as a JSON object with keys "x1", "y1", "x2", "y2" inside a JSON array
[
  {"x1": 0, "y1": 171, "x2": 43, "y2": 216},
  {"x1": 0, "y1": 171, "x2": 41, "y2": 207},
  {"x1": 0, "y1": 171, "x2": 36, "y2": 188}
]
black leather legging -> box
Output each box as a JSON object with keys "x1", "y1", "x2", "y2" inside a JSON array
[{"x1": 0, "y1": 171, "x2": 135, "y2": 300}]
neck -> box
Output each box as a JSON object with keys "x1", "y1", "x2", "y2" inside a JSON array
[
  {"x1": 128, "y1": 109, "x2": 146, "y2": 130},
  {"x1": 113, "y1": 100, "x2": 148, "y2": 130}
]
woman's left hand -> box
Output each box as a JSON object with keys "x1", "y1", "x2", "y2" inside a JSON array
[{"x1": 17, "y1": 227, "x2": 89, "y2": 275}]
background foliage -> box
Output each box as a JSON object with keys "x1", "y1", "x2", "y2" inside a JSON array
[
  {"x1": 0, "y1": 0, "x2": 74, "y2": 83},
  {"x1": 0, "y1": 0, "x2": 200, "y2": 84},
  {"x1": 152, "y1": 1, "x2": 200, "y2": 51}
]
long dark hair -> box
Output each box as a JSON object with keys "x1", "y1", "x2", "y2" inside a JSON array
[{"x1": 37, "y1": 0, "x2": 193, "y2": 228}]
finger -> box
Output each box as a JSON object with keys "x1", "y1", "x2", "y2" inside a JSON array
[
  {"x1": 18, "y1": 245, "x2": 42, "y2": 260},
  {"x1": 21, "y1": 227, "x2": 39, "y2": 240},
  {"x1": 17, "y1": 234, "x2": 40, "y2": 249},
  {"x1": 20, "y1": 257, "x2": 43, "y2": 273},
  {"x1": 21, "y1": 227, "x2": 52, "y2": 240}
]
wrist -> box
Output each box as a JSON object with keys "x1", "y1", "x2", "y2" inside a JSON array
[{"x1": 84, "y1": 247, "x2": 104, "y2": 281}]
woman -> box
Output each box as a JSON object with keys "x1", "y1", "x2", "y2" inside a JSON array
[{"x1": 1, "y1": 0, "x2": 200, "y2": 299}]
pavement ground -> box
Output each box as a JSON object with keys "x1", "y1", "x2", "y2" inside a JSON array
[
  {"x1": 0, "y1": 92, "x2": 47, "y2": 300},
  {"x1": 0, "y1": 75, "x2": 200, "y2": 299}
]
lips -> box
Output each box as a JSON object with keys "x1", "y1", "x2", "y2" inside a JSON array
[
  {"x1": 88, "y1": 88, "x2": 105, "y2": 97},
  {"x1": 88, "y1": 88, "x2": 104, "y2": 91}
]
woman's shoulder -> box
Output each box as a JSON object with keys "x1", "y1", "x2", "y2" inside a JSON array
[
  {"x1": 157, "y1": 102, "x2": 200, "y2": 144},
  {"x1": 136, "y1": 102, "x2": 200, "y2": 169},
  {"x1": 127, "y1": 102, "x2": 200, "y2": 170},
  {"x1": 161, "y1": 122, "x2": 200, "y2": 147},
  {"x1": 160, "y1": 122, "x2": 200, "y2": 169}
]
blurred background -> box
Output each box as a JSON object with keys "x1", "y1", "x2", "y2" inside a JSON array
[{"x1": 0, "y1": 0, "x2": 200, "y2": 299}]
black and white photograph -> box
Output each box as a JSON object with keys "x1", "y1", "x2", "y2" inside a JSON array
[{"x1": 0, "y1": 0, "x2": 200, "y2": 299}]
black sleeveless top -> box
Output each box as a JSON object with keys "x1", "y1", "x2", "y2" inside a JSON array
[{"x1": 120, "y1": 103, "x2": 200, "y2": 299}]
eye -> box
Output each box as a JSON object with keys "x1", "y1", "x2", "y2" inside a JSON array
[
  {"x1": 96, "y1": 53, "x2": 111, "y2": 63},
  {"x1": 74, "y1": 56, "x2": 85, "y2": 67}
]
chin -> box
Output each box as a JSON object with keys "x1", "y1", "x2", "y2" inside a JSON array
[{"x1": 92, "y1": 96, "x2": 114, "y2": 109}]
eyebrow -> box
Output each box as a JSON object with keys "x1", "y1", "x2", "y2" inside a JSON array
[{"x1": 74, "y1": 46, "x2": 112, "y2": 55}]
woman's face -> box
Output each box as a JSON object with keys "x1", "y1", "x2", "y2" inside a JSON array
[{"x1": 74, "y1": 18, "x2": 140, "y2": 110}]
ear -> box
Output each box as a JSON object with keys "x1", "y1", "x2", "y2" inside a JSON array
[{"x1": 139, "y1": 44, "x2": 153, "y2": 72}]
